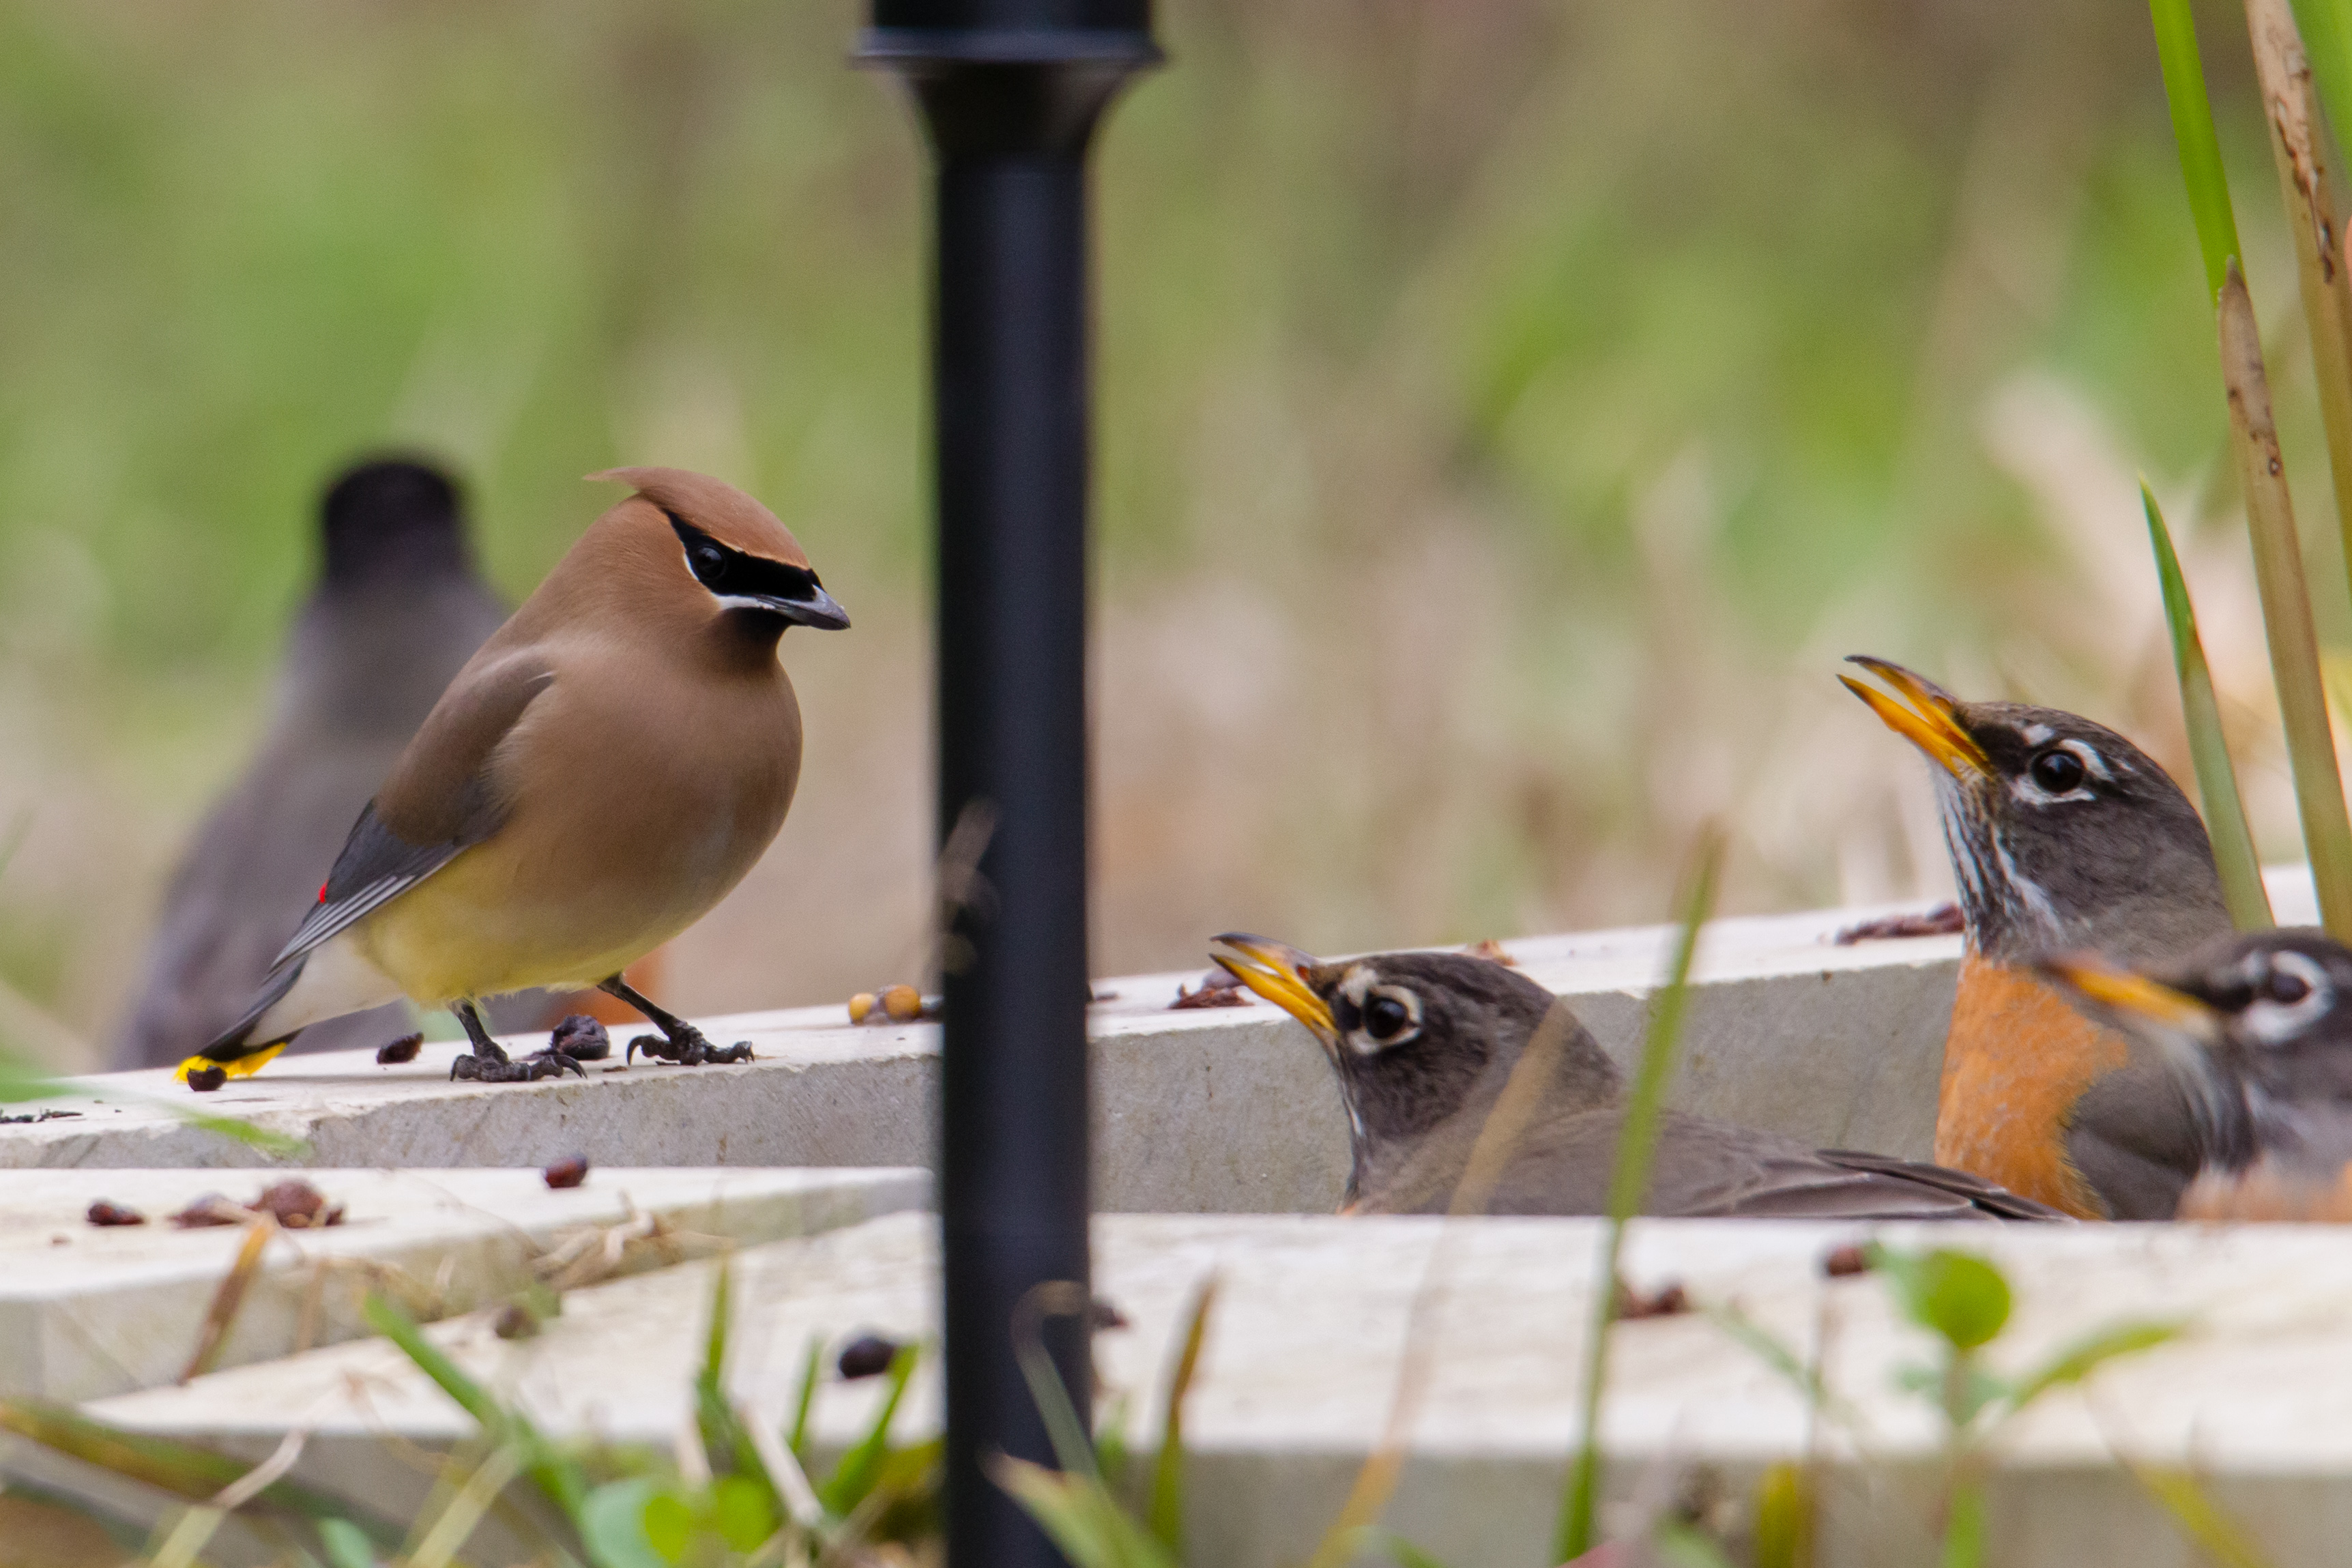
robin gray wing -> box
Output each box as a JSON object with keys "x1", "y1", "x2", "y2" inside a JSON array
[
  {"x1": 2063, "y1": 1058, "x2": 2203, "y2": 1219},
  {"x1": 261, "y1": 651, "x2": 554, "y2": 974},
  {"x1": 1478, "y1": 1111, "x2": 2062, "y2": 1221}
]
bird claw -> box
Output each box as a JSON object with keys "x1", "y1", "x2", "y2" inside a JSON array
[
  {"x1": 450, "y1": 1049, "x2": 587, "y2": 1084},
  {"x1": 626, "y1": 1030, "x2": 754, "y2": 1066}
]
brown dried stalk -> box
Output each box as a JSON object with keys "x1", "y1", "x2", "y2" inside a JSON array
[{"x1": 2219, "y1": 259, "x2": 2352, "y2": 937}]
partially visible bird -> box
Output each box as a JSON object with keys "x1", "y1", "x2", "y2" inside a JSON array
[
  {"x1": 1843, "y1": 656, "x2": 2233, "y2": 1219},
  {"x1": 114, "y1": 459, "x2": 517, "y2": 1069},
  {"x1": 1209, "y1": 935, "x2": 2063, "y2": 1221},
  {"x1": 176, "y1": 466, "x2": 850, "y2": 1088},
  {"x1": 2040, "y1": 931, "x2": 2352, "y2": 1218}
]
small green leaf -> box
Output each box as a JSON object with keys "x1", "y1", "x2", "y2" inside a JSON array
[
  {"x1": 992, "y1": 1453, "x2": 1179, "y2": 1568},
  {"x1": 1752, "y1": 1461, "x2": 1812, "y2": 1568},
  {"x1": 578, "y1": 1479, "x2": 667, "y2": 1568},
  {"x1": 316, "y1": 1518, "x2": 380, "y2": 1568},
  {"x1": 711, "y1": 1474, "x2": 774, "y2": 1552},
  {"x1": 2009, "y1": 1320, "x2": 2182, "y2": 1412},
  {"x1": 1868, "y1": 1247, "x2": 2011, "y2": 1350},
  {"x1": 640, "y1": 1490, "x2": 695, "y2": 1563}
]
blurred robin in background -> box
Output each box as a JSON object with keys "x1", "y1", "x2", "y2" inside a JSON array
[
  {"x1": 1210, "y1": 935, "x2": 2061, "y2": 1220},
  {"x1": 176, "y1": 466, "x2": 848, "y2": 1089},
  {"x1": 1842, "y1": 656, "x2": 2233, "y2": 1219},
  {"x1": 2042, "y1": 931, "x2": 2352, "y2": 1219},
  {"x1": 114, "y1": 458, "x2": 528, "y2": 1067}
]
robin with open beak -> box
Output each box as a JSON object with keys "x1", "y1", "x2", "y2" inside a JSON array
[
  {"x1": 1210, "y1": 935, "x2": 2062, "y2": 1220},
  {"x1": 1843, "y1": 656, "x2": 2232, "y2": 1218},
  {"x1": 177, "y1": 466, "x2": 850, "y2": 1089},
  {"x1": 2042, "y1": 933, "x2": 2352, "y2": 1217}
]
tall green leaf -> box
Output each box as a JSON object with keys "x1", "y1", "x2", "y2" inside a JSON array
[
  {"x1": 2143, "y1": 482, "x2": 2271, "y2": 929},
  {"x1": 2152, "y1": 0, "x2": 2247, "y2": 299},
  {"x1": 1554, "y1": 827, "x2": 1724, "y2": 1563}
]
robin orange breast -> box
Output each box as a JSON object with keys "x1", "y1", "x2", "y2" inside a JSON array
[
  {"x1": 1844, "y1": 656, "x2": 2233, "y2": 1219},
  {"x1": 1210, "y1": 935, "x2": 2062, "y2": 1221},
  {"x1": 2042, "y1": 931, "x2": 2352, "y2": 1219}
]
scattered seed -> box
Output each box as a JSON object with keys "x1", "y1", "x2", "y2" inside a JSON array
[
  {"x1": 881, "y1": 985, "x2": 925, "y2": 1023},
  {"x1": 375, "y1": 1032, "x2": 424, "y2": 1064},
  {"x1": 1464, "y1": 938, "x2": 1520, "y2": 967},
  {"x1": 493, "y1": 1303, "x2": 541, "y2": 1340},
  {"x1": 1822, "y1": 1243, "x2": 1872, "y2": 1278},
  {"x1": 1090, "y1": 1297, "x2": 1129, "y2": 1331},
  {"x1": 86, "y1": 1201, "x2": 145, "y2": 1228},
  {"x1": 1170, "y1": 972, "x2": 1251, "y2": 1009},
  {"x1": 848, "y1": 991, "x2": 878, "y2": 1024},
  {"x1": 543, "y1": 1155, "x2": 590, "y2": 1190},
  {"x1": 549, "y1": 1015, "x2": 611, "y2": 1061},
  {"x1": 254, "y1": 1180, "x2": 343, "y2": 1228},
  {"x1": 185, "y1": 1066, "x2": 228, "y2": 1093},
  {"x1": 1613, "y1": 1280, "x2": 1690, "y2": 1320},
  {"x1": 170, "y1": 1194, "x2": 247, "y2": 1229},
  {"x1": 837, "y1": 1333, "x2": 901, "y2": 1379}
]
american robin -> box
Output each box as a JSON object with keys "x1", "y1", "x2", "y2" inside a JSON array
[
  {"x1": 1842, "y1": 655, "x2": 2233, "y2": 1218},
  {"x1": 1209, "y1": 935, "x2": 2063, "y2": 1220},
  {"x1": 111, "y1": 458, "x2": 538, "y2": 1069},
  {"x1": 177, "y1": 466, "x2": 850, "y2": 1088},
  {"x1": 2041, "y1": 931, "x2": 2352, "y2": 1217}
]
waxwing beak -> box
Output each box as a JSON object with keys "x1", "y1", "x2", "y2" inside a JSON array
[
  {"x1": 1210, "y1": 933, "x2": 1336, "y2": 1038},
  {"x1": 1841, "y1": 655, "x2": 1990, "y2": 779}
]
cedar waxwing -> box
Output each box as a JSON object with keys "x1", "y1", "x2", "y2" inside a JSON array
[
  {"x1": 1842, "y1": 656, "x2": 2230, "y2": 1219},
  {"x1": 2040, "y1": 931, "x2": 2352, "y2": 1217},
  {"x1": 1210, "y1": 937, "x2": 2064, "y2": 1220},
  {"x1": 177, "y1": 467, "x2": 848, "y2": 1089},
  {"x1": 114, "y1": 459, "x2": 525, "y2": 1069}
]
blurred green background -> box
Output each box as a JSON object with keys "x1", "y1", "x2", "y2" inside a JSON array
[{"x1": 0, "y1": 0, "x2": 2334, "y2": 1066}]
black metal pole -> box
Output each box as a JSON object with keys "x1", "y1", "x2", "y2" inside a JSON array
[{"x1": 856, "y1": 6, "x2": 1154, "y2": 1567}]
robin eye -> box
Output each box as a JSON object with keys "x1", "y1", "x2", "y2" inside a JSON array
[
  {"x1": 2267, "y1": 970, "x2": 2312, "y2": 1004},
  {"x1": 2029, "y1": 749, "x2": 2086, "y2": 794},
  {"x1": 1364, "y1": 994, "x2": 1411, "y2": 1041}
]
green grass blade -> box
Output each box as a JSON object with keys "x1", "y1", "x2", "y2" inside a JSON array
[
  {"x1": 818, "y1": 1341, "x2": 918, "y2": 1517},
  {"x1": 2143, "y1": 483, "x2": 2273, "y2": 929},
  {"x1": 1554, "y1": 826, "x2": 1724, "y2": 1564},
  {"x1": 787, "y1": 1335, "x2": 823, "y2": 1463},
  {"x1": 361, "y1": 1292, "x2": 587, "y2": 1521},
  {"x1": 2217, "y1": 264, "x2": 2352, "y2": 938},
  {"x1": 2153, "y1": 0, "x2": 2248, "y2": 299},
  {"x1": 1144, "y1": 1276, "x2": 1218, "y2": 1554}
]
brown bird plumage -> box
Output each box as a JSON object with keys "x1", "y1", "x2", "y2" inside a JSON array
[
  {"x1": 1211, "y1": 936, "x2": 2063, "y2": 1221},
  {"x1": 182, "y1": 466, "x2": 850, "y2": 1086}
]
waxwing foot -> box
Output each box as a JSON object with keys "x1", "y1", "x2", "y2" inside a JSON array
[
  {"x1": 600, "y1": 974, "x2": 754, "y2": 1067},
  {"x1": 624, "y1": 1029, "x2": 754, "y2": 1066},
  {"x1": 452, "y1": 1050, "x2": 586, "y2": 1083},
  {"x1": 446, "y1": 1000, "x2": 589, "y2": 1084}
]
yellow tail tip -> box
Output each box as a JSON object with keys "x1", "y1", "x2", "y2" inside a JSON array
[{"x1": 175, "y1": 1043, "x2": 287, "y2": 1084}]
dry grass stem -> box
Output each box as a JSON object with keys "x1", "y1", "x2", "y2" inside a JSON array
[
  {"x1": 2244, "y1": 0, "x2": 2352, "y2": 582},
  {"x1": 2217, "y1": 261, "x2": 2352, "y2": 937},
  {"x1": 179, "y1": 1215, "x2": 278, "y2": 1385}
]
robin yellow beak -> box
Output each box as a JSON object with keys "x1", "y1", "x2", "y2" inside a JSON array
[
  {"x1": 1841, "y1": 656, "x2": 1990, "y2": 779},
  {"x1": 2034, "y1": 955, "x2": 2223, "y2": 1043},
  {"x1": 1209, "y1": 933, "x2": 1336, "y2": 1036}
]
